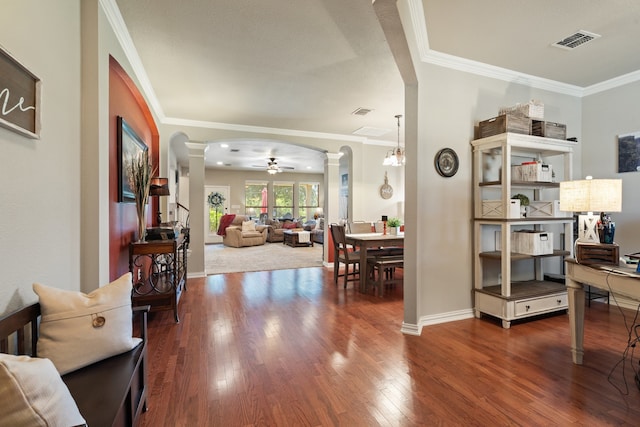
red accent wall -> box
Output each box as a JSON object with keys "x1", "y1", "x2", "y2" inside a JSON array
[{"x1": 109, "y1": 56, "x2": 159, "y2": 280}]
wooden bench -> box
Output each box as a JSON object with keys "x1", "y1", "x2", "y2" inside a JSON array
[{"x1": 0, "y1": 303, "x2": 149, "y2": 427}]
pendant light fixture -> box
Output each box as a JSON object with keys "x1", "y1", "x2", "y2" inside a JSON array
[{"x1": 383, "y1": 114, "x2": 405, "y2": 166}]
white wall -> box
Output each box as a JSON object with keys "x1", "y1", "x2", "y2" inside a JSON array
[
  {"x1": 583, "y1": 81, "x2": 640, "y2": 256},
  {"x1": 0, "y1": 1, "x2": 82, "y2": 313},
  {"x1": 407, "y1": 55, "x2": 582, "y2": 325}
]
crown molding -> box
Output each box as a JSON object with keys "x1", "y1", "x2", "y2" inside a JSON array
[
  {"x1": 404, "y1": 0, "x2": 640, "y2": 97},
  {"x1": 100, "y1": 0, "x2": 165, "y2": 120},
  {"x1": 582, "y1": 69, "x2": 640, "y2": 96},
  {"x1": 424, "y1": 50, "x2": 585, "y2": 97},
  {"x1": 162, "y1": 117, "x2": 391, "y2": 145}
]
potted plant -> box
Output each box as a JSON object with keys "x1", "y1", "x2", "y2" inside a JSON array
[
  {"x1": 387, "y1": 217, "x2": 402, "y2": 235},
  {"x1": 511, "y1": 193, "x2": 529, "y2": 217}
]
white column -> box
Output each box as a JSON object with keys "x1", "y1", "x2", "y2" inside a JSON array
[
  {"x1": 323, "y1": 152, "x2": 342, "y2": 264},
  {"x1": 185, "y1": 141, "x2": 208, "y2": 277}
]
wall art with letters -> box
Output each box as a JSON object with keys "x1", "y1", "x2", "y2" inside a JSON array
[{"x1": 0, "y1": 45, "x2": 40, "y2": 139}]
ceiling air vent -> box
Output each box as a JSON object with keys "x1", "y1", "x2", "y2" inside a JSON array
[
  {"x1": 552, "y1": 30, "x2": 601, "y2": 50},
  {"x1": 352, "y1": 107, "x2": 373, "y2": 116}
]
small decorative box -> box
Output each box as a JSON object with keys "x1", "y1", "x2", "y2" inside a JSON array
[
  {"x1": 482, "y1": 199, "x2": 520, "y2": 218},
  {"x1": 576, "y1": 243, "x2": 619, "y2": 266},
  {"x1": 511, "y1": 231, "x2": 554, "y2": 255},
  {"x1": 511, "y1": 162, "x2": 553, "y2": 182},
  {"x1": 478, "y1": 114, "x2": 531, "y2": 138}
]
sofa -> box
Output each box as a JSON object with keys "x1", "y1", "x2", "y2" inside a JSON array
[
  {"x1": 311, "y1": 217, "x2": 324, "y2": 244},
  {"x1": 300, "y1": 217, "x2": 324, "y2": 244},
  {"x1": 265, "y1": 219, "x2": 303, "y2": 243},
  {"x1": 222, "y1": 215, "x2": 268, "y2": 247}
]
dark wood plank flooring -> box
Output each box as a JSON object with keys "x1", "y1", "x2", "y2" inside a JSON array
[{"x1": 139, "y1": 267, "x2": 640, "y2": 426}]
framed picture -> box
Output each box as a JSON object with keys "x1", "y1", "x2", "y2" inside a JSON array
[
  {"x1": 0, "y1": 45, "x2": 41, "y2": 139},
  {"x1": 618, "y1": 131, "x2": 640, "y2": 173},
  {"x1": 117, "y1": 116, "x2": 148, "y2": 202}
]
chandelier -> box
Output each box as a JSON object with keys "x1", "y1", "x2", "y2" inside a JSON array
[{"x1": 383, "y1": 114, "x2": 405, "y2": 166}]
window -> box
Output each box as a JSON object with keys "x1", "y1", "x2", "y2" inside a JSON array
[
  {"x1": 245, "y1": 181, "x2": 268, "y2": 218},
  {"x1": 297, "y1": 182, "x2": 319, "y2": 221},
  {"x1": 273, "y1": 182, "x2": 294, "y2": 218}
]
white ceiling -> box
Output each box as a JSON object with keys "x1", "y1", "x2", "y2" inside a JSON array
[{"x1": 112, "y1": 0, "x2": 640, "y2": 173}]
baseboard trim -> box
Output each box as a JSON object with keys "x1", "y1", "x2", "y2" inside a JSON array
[
  {"x1": 419, "y1": 309, "x2": 475, "y2": 328},
  {"x1": 189, "y1": 271, "x2": 206, "y2": 278},
  {"x1": 400, "y1": 309, "x2": 475, "y2": 336},
  {"x1": 400, "y1": 322, "x2": 421, "y2": 335}
]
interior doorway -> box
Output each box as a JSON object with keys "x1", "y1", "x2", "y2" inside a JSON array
[{"x1": 205, "y1": 185, "x2": 230, "y2": 244}]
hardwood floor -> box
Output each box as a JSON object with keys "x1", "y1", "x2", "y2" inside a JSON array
[{"x1": 139, "y1": 267, "x2": 640, "y2": 426}]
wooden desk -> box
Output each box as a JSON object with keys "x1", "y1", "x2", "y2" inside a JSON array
[
  {"x1": 565, "y1": 259, "x2": 640, "y2": 364},
  {"x1": 346, "y1": 232, "x2": 404, "y2": 291}
]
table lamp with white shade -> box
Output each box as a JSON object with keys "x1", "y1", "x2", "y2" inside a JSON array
[{"x1": 559, "y1": 176, "x2": 622, "y2": 244}]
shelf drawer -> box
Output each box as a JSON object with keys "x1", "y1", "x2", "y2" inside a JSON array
[{"x1": 515, "y1": 293, "x2": 567, "y2": 316}]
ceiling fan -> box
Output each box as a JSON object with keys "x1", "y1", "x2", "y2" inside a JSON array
[{"x1": 251, "y1": 157, "x2": 294, "y2": 174}]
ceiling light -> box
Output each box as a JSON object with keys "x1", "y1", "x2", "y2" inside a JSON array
[
  {"x1": 383, "y1": 115, "x2": 405, "y2": 167},
  {"x1": 266, "y1": 157, "x2": 282, "y2": 174}
]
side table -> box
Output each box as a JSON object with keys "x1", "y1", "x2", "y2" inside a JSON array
[{"x1": 129, "y1": 234, "x2": 188, "y2": 322}]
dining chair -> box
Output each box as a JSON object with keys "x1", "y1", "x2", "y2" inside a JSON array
[
  {"x1": 329, "y1": 223, "x2": 361, "y2": 288},
  {"x1": 348, "y1": 221, "x2": 373, "y2": 234}
]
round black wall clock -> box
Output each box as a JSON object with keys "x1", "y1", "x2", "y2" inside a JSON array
[{"x1": 434, "y1": 148, "x2": 459, "y2": 178}]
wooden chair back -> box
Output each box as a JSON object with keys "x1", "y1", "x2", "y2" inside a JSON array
[
  {"x1": 329, "y1": 223, "x2": 345, "y2": 251},
  {"x1": 349, "y1": 221, "x2": 372, "y2": 234}
]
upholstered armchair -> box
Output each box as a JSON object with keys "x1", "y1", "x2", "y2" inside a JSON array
[{"x1": 222, "y1": 215, "x2": 268, "y2": 247}]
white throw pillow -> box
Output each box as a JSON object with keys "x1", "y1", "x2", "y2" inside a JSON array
[
  {"x1": 242, "y1": 220, "x2": 256, "y2": 232},
  {"x1": 0, "y1": 353, "x2": 86, "y2": 427},
  {"x1": 33, "y1": 273, "x2": 142, "y2": 375}
]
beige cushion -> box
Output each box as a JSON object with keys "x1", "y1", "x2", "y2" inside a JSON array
[
  {"x1": 33, "y1": 273, "x2": 141, "y2": 375},
  {"x1": 242, "y1": 231, "x2": 262, "y2": 238},
  {"x1": 0, "y1": 353, "x2": 86, "y2": 427},
  {"x1": 242, "y1": 220, "x2": 256, "y2": 232}
]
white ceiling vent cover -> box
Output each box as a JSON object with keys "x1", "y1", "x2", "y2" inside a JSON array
[
  {"x1": 352, "y1": 107, "x2": 373, "y2": 116},
  {"x1": 552, "y1": 30, "x2": 601, "y2": 50}
]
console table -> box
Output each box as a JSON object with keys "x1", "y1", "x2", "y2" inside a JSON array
[
  {"x1": 565, "y1": 259, "x2": 640, "y2": 364},
  {"x1": 129, "y1": 234, "x2": 188, "y2": 322}
]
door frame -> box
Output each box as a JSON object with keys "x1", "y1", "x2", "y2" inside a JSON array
[{"x1": 205, "y1": 185, "x2": 230, "y2": 244}]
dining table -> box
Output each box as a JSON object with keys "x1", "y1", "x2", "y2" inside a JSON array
[{"x1": 345, "y1": 232, "x2": 404, "y2": 291}]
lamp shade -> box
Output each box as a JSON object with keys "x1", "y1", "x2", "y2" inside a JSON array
[
  {"x1": 149, "y1": 177, "x2": 170, "y2": 196},
  {"x1": 559, "y1": 178, "x2": 622, "y2": 212}
]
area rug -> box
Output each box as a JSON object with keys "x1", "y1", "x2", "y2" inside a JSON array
[{"x1": 205, "y1": 242, "x2": 324, "y2": 275}]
